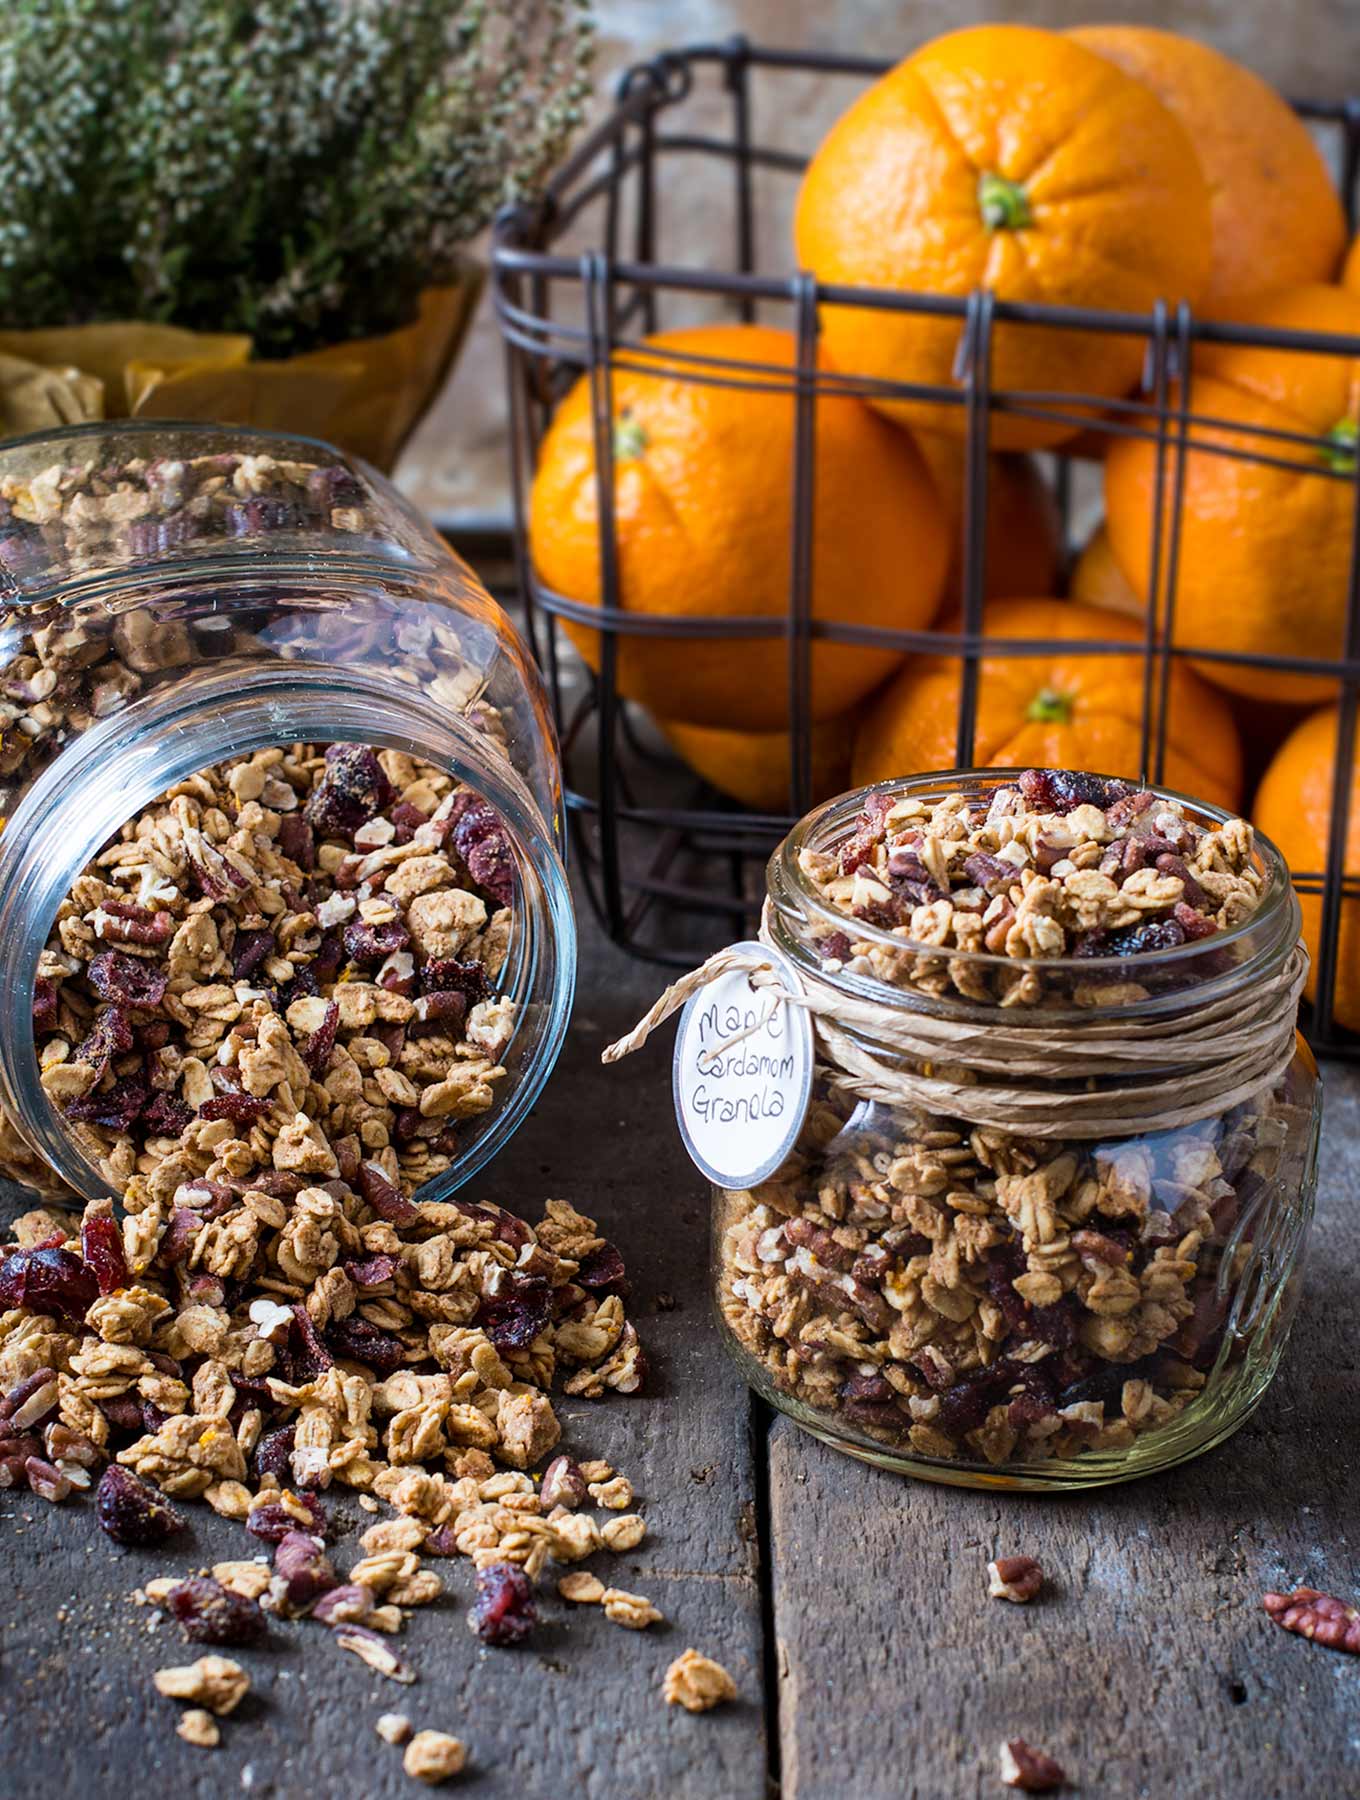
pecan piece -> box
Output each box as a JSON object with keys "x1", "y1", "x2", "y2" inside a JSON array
[
  {"x1": 1263, "y1": 1586, "x2": 1360, "y2": 1654},
  {"x1": 988, "y1": 1555, "x2": 1043, "y2": 1604},
  {"x1": 999, "y1": 1738, "x2": 1067, "y2": 1792}
]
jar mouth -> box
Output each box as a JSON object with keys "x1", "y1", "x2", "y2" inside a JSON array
[
  {"x1": 771, "y1": 769, "x2": 1300, "y2": 1021},
  {"x1": 0, "y1": 661, "x2": 576, "y2": 1205}
]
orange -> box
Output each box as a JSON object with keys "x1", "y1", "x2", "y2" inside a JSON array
[
  {"x1": 660, "y1": 716, "x2": 853, "y2": 814},
  {"x1": 793, "y1": 25, "x2": 1212, "y2": 451},
  {"x1": 851, "y1": 597, "x2": 1242, "y2": 810},
  {"x1": 527, "y1": 322, "x2": 949, "y2": 731},
  {"x1": 912, "y1": 437, "x2": 1063, "y2": 606},
  {"x1": 1104, "y1": 283, "x2": 1360, "y2": 705},
  {"x1": 1344, "y1": 233, "x2": 1360, "y2": 295},
  {"x1": 1069, "y1": 525, "x2": 1143, "y2": 619},
  {"x1": 1070, "y1": 26, "x2": 1345, "y2": 307},
  {"x1": 1255, "y1": 706, "x2": 1360, "y2": 1031}
]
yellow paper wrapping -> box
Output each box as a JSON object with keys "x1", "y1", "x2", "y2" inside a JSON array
[{"x1": 0, "y1": 262, "x2": 481, "y2": 472}]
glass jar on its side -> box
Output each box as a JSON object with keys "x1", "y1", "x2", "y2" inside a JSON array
[
  {"x1": 713, "y1": 777, "x2": 1319, "y2": 1491},
  {"x1": 0, "y1": 421, "x2": 574, "y2": 1208}
]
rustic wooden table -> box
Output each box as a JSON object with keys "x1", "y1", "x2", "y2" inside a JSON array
[{"x1": 4, "y1": 908, "x2": 1358, "y2": 1800}]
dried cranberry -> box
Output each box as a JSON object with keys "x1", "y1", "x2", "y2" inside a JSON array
[
  {"x1": 273, "y1": 1529, "x2": 338, "y2": 1612},
  {"x1": 272, "y1": 811, "x2": 314, "y2": 872},
  {"x1": 344, "y1": 1253, "x2": 399, "y2": 1290},
  {"x1": 167, "y1": 1576, "x2": 267, "y2": 1645},
  {"x1": 576, "y1": 1241, "x2": 629, "y2": 1297},
  {"x1": 66, "y1": 1072, "x2": 149, "y2": 1132},
  {"x1": 1017, "y1": 767, "x2": 1131, "y2": 813},
  {"x1": 299, "y1": 999, "x2": 340, "y2": 1075},
  {"x1": 1102, "y1": 918, "x2": 1187, "y2": 957},
  {"x1": 420, "y1": 957, "x2": 490, "y2": 1004},
  {"x1": 357, "y1": 1160, "x2": 420, "y2": 1227},
  {"x1": 72, "y1": 1005, "x2": 135, "y2": 1078},
  {"x1": 477, "y1": 1276, "x2": 552, "y2": 1353},
  {"x1": 244, "y1": 1493, "x2": 321, "y2": 1543},
  {"x1": 307, "y1": 464, "x2": 365, "y2": 511},
  {"x1": 142, "y1": 1092, "x2": 195, "y2": 1137},
  {"x1": 448, "y1": 796, "x2": 516, "y2": 905},
  {"x1": 95, "y1": 1465, "x2": 186, "y2": 1547},
  {"x1": 304, "y1": 745, "x2": 393, "y2": 837},
  {"x1": 936, "y1": 1368, "x2": 1010, "y2": 1438},
  {"x1": 323, "y1": 1315, "x2": 407, "y2": 1378},
  {"x1": 223, "y1": 495, "x2": 307, "y2": 536},
  {"x1": 838, "y1": 792, "x2": 892, "y2": 875},
  {"x1": 138, "y1": 1019, "x2": 173, "y2": 1052},
  {"x1": 468, "y1": 1561, "x2": 538, "y2": 1646},
  {"x1": 31, "y1": 976, "x2": 60, "y2": 1034},
  {"x1": 421, "y1": 1523, "x2": 460, "y2": 1558},
  {"x1": 0, "y1": 1246, "x2": 97, "y2": 1323},
  {"x1": 815, "y1": 931, "x2": 853, "y2": 964},
  {"x1": 87, "y1": 950, "x2": 168, "y2": 1008},
  {"x1": 284, "y1": 1304, "x2": 334, "y2": 1383},
  {"x1": 80, "y1": 1215, "x2": 128, "y2": 1295},
  {"x1": 390, "y1": 801, "x2": 428, "y2": 844},
  {"x1": 252, "y1": 1423, "x2": 297, "y2": 1485},
  {"x1": 232, "y1": 929, "x2": 276, "y2": 982},
  {"x1": 343, "y1": 918, "x2": 410, "y2": 963},
  {"x1": 198, "y1": 1092, "x2": 272, "y2": 1124},
  {"x1": 99, "y1": 1396, "x2": 148, "y2": 1435}
]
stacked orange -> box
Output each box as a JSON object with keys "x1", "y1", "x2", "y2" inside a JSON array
[{"x1": 525, "y1": 22, "x2": 1359, "y2": 1028}]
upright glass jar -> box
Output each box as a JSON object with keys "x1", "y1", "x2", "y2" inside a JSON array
[
  {"x1": 714, "y1": 774, "x2": 1320, "y2": 1491},
  {"x1": 0, "y1": 421, "x2": 573, "y2": 1207}
]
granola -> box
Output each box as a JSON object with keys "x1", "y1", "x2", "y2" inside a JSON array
[
  {"x1": 663, "y1": 1649, "x2": 738, "y2": 1713},
  {"x1": 803, "y1": 770, "x2": 1263, "y2": 1007},
  {"x1": 718, "y1": 1082, "x2": 1305, "y2": 1468},
  {"x1": 403, "y1": 1729, "x2": 468, "y2": 1784},
  {"x1": 25, "y1": 742, "x2": 518, "y2": 1204}
]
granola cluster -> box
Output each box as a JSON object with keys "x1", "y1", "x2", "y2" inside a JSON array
[
  {"x1": 719, "y1": 1083, "x2": 1306, "y2": 1469},
  {"x1": 803, "y1": 768, "x2": 1264, "y2": 1007},
  {"x1": 0, "y1": 448, "x2": 504, "y2": 818},
  {"x1": 16, "y1": 742, "x2": 517, "y2": 1203}
]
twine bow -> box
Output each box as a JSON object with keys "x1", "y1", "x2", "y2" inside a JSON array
[{"x1": 603, "y1": 911, "x2": 1310, "y2": 1140}]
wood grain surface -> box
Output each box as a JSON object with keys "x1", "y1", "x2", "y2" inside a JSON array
[
  {"x1": 0, "y1": 923, "x2": 767, "y2": 1800},
  {"x1": 768, "y1": 1067, "x2": 1360, "y2": 1800},
  {"x1": 3, "y1": 905, "x2": 1358, "y2": 1799}
]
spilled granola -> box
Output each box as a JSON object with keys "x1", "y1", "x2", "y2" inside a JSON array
[{"x1": 0, "y1": 751, "x2": 653, "y2": 1698}]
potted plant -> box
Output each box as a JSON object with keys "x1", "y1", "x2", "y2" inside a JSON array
[{"x1": 0, "y1": 0, "x2": 592, "y2": 469}]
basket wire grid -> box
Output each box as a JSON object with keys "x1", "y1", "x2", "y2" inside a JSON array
[{"x1": 492, "y1": 37, "x2": 1360, "y2": 1054}]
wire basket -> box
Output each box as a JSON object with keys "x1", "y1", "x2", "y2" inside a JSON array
[{"x1": 492, "y1": 37, "x2": 1360, "y2": 1053}]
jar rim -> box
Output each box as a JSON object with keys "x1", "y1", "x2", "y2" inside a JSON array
[{"x1": 770, "y1": 769, "x2": 1300, "y2": 1022}]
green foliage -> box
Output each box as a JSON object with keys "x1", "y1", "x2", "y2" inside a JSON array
[{"x1": 0, "y1": 0, "x2": 592, "y2": 353}]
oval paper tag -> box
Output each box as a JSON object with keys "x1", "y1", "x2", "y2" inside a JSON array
[{"x1": 672, "y1": 940, "x2": 813, "y2": 1189}]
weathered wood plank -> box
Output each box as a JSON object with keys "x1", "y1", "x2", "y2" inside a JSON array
[
  {"x1": 769, "y1": 1063, "x2": 1360, "y2": 1800},
  {"x1": 0, "y1": 922, "x2": 767, "y2": 1800}
]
